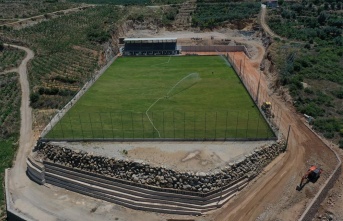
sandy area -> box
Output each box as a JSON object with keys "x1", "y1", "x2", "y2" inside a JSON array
[
  {"x1": 50, "y1": 140, "x2": 275, "y2": 172},
  {"x1": 125, "y1": 28, "x2": 264, "y2": 60}
]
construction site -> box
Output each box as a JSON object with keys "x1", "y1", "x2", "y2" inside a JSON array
[{"x1": 2, "y1": 1, "x2": 343, "y2": 221}]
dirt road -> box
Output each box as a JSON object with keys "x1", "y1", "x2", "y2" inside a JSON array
[
  {"x1": 260, "y1": 6, "x2": 280, "y2": 39},
  {"x1": 5, "y1": 45, "x2": 166, "y2": 221},
  {"x1": 0, "y1": 5, "x2": 94, "y2": 28},
  {"x1": 209, "y1": 11, "x2": 339, "y2": 220},
  {"x1": 5, "y1": 44, "x2": 35, "y2": 175},
  {"x1": 4, "y1": 10, "x2": 339, "y2": 220}
]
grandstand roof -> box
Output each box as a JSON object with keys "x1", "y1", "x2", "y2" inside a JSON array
[{"x1": 124, "y1": 37, "x2": 177, "y2": 43}]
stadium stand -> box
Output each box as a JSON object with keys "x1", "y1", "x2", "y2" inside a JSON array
[{"x1": 123, "y1": 38, "x2": 179, "y2": 56}]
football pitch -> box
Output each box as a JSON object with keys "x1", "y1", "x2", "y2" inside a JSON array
[{"x1": 46, "y1": 56, "x2": 274, "y2": 140}]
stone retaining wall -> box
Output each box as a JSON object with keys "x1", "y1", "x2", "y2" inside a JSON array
[{"x1": 35, "y1": 140, "x2": 286, "y2": 195}]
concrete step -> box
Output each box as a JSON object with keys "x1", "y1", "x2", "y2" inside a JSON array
[
  {"x1": 42, "y1": 162, "x2": 250, "y2": 215},
  {"x1": 45, "y1": 166, "x2": 248, "y2": 209},
  {"x1": 44, "y1": 162, "x2": 248, "y2": 203},
  {"x1": 45, "y1": 174, "x2": 204, "y2": 215}
]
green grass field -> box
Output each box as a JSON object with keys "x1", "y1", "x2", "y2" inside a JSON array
[{"x1": 46, "y1": 56, "x2": 274, "y2": 140}]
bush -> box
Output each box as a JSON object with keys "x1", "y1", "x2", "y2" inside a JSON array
[
  {"x1": 332, "y1": 88, "x2": 343, "y2": 99},
  {"x1": 313, "y1": 118, "x2": 340, "y2": 134},
  {"x1": 30, "y1": 92, "x2": 39, "y2": 104},
  {"x1": 0, "y1": 41, "x2": 4, "y2": 51},
  {"x1": 299, "y1": 102, "x2": 324, "y2": 117},
  {"x1": 324, "y1": 131, "x2": 334, "y2": 139},
  {"x1": 339, "y1": 140, "x2": 343, "y2": 149},
  {"x1": 87, "y1": 27, "x2": 111, "y2": 44}
]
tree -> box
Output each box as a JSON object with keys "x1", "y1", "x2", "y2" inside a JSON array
[
  {"x1": 0, "y1": 41, "x2": 4, "y2": 51},
  {"x1": 318, "y1": 11, "x2": 329, "y2": 25}
]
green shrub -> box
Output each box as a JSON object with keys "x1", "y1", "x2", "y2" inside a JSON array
[
  {"x1": 30, "y1": 92, "x2": 40, "y2": 104},
  {"x1": 299, "y1": 102, "x2": 325, "y2": 117},
  {"x1": 324, "y1": 131, "x2": 334, "y2": 139},
  {"x1": 87, "y1": 27, "x2": 111, "y2": 44},
  {"x1": 313, "y1": 118, "x2": 340, "y2": 133},
  {"x1": 339, "y1": 139, "x2": 343, "y2": 149},
  {"x1": 332, "y1": 88, "x2": 343, "y2": 99}
]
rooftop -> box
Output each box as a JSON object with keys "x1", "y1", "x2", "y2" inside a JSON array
[{"x1": 124, "y1": 37, "x2": 177, "y2": 42}]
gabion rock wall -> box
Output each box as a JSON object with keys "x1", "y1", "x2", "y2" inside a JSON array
[{"x1": 36, "y1": 140, "x2": 286, "y2": 193}]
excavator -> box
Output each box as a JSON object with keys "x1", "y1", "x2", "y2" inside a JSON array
[{"x1": 296, "y1": 165, "x2": 323, "y2": 191}]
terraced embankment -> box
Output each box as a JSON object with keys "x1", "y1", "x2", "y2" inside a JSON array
[{"x1": 27, "y1": 140, "x2": 286, "y2": 215}]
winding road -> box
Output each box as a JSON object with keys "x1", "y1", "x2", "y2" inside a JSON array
[
  {"x1": 211, "y1": 8, "x2": 340, "y2": 220},
  {"x1": 5, "y1": 44, "x2": 110, "y2": 221}
]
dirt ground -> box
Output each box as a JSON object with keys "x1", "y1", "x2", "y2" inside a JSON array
[
  {"x1": 207, "y1": 51, "x2": 338, "y2": 221},
  {"x1": 50, "y1": 140, "x2": 275, "y2": 172},
  {"x1": 6, "y1": 25, "x2": 342, "y2": 221},
  {"x1": 315, "y1": 148, "x2": 343, "y2": 221}
]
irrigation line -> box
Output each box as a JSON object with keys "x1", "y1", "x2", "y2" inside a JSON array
[
  {"x1": 145, "y1": 73, "x2": 200, "y2": 138},
  {"x1": 145, "y1": 97, "x2": 162, "y2": 138}
]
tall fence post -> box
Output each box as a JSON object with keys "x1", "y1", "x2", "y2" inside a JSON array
[
  {"x1": 193, "y1": 111, "x2": 196, "y2": 140},
  {"x1": 225, "y1": 111, "x2": 228, "y2": 140},
  {"x1": 235, "y1": 111, "x2": 239, "y2": 139},
  {"x1": 121, "y1": 112, "x2": 124, "y2": 138},
  {"x1": 78, "y1": 112, "x2": 84, "y2": 139},
  {"x1": 99, "y1": 113, "x2": 104, "y2": 140},
  {"x1": 215, "y1": 112, "x2": 218, "y2": 140},
  {"x1": 162, "y1": 112, "x2": 165, "y2": 138},
  {"x1": 286, "y1": 125, "x2": 291, "y2": 150},
  {"x1": 184, "y1": 112, "x2": 186, "y2": 139},
  {"x1": 89, "y1": 113, "x2": 94, "y2": 139},
  {"x1": 131, "y1": 112, "x2": 134, "y2": 139},
  {"x1": 256, "y1": 114, "x2": 260, "y2": 138},
  {"x1": 256, "y1": 70, "x2": 261, "y2": 103},
  {"x1": 245, "y1": 111, "x2": 250, "y2": 138},
  {"x1": 110, "y1": 112, "x2": 114, "y2": 139},
  {"x1": 173, "y1": 111, "x2": 175, "y2": 139},
  {"x1": 141, "y1": 113, "x2": 145, "y2": 139}
]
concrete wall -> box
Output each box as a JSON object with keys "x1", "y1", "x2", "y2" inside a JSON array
[
  {"x1": 181, "y1": 45, "x2": 251, "y2": 58},
  {"x1": 5, "y1": 169, "x2": 35, "y2": 221},
  {"x1": 298, "y1": 125, "x2": 342, "y2": 221},
  {"x1": 42, "y1": 163, "x2": 248, "y2": 215}
]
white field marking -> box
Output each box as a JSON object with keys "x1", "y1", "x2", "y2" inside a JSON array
[
  {"x1": 166, "y1": 72, "x2": 199, "y2": 96},
  {"x1": 150, "y1": 55, "x2": 172, "y2": 67},
  {"x1": 145, "y1": 97, "x2": 163, "y2": 138},
  {"x1": 215, "y1": 49, "x2": 231, "y2": 67},
  {"x1": 145, "y1": 72, "x2": 200, "y2": 138}
]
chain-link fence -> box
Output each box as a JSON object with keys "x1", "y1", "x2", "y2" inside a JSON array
[
  {"x1": 43, "y1": 110, "x2": 275, "y2": 141},
  {"x1": 39, "y1": 52, "x2": 279, "y2": 141}
]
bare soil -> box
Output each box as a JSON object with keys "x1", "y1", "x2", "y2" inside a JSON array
[
  {"x1": 5, "y1": 13, "x2": 341, "y2": 220},
  {"x1": 50, "y1": 140, "x2": 274, "y2": 172},
  {"x1": 207, "y1": 51, "x2": 337, "y2": 221}
]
